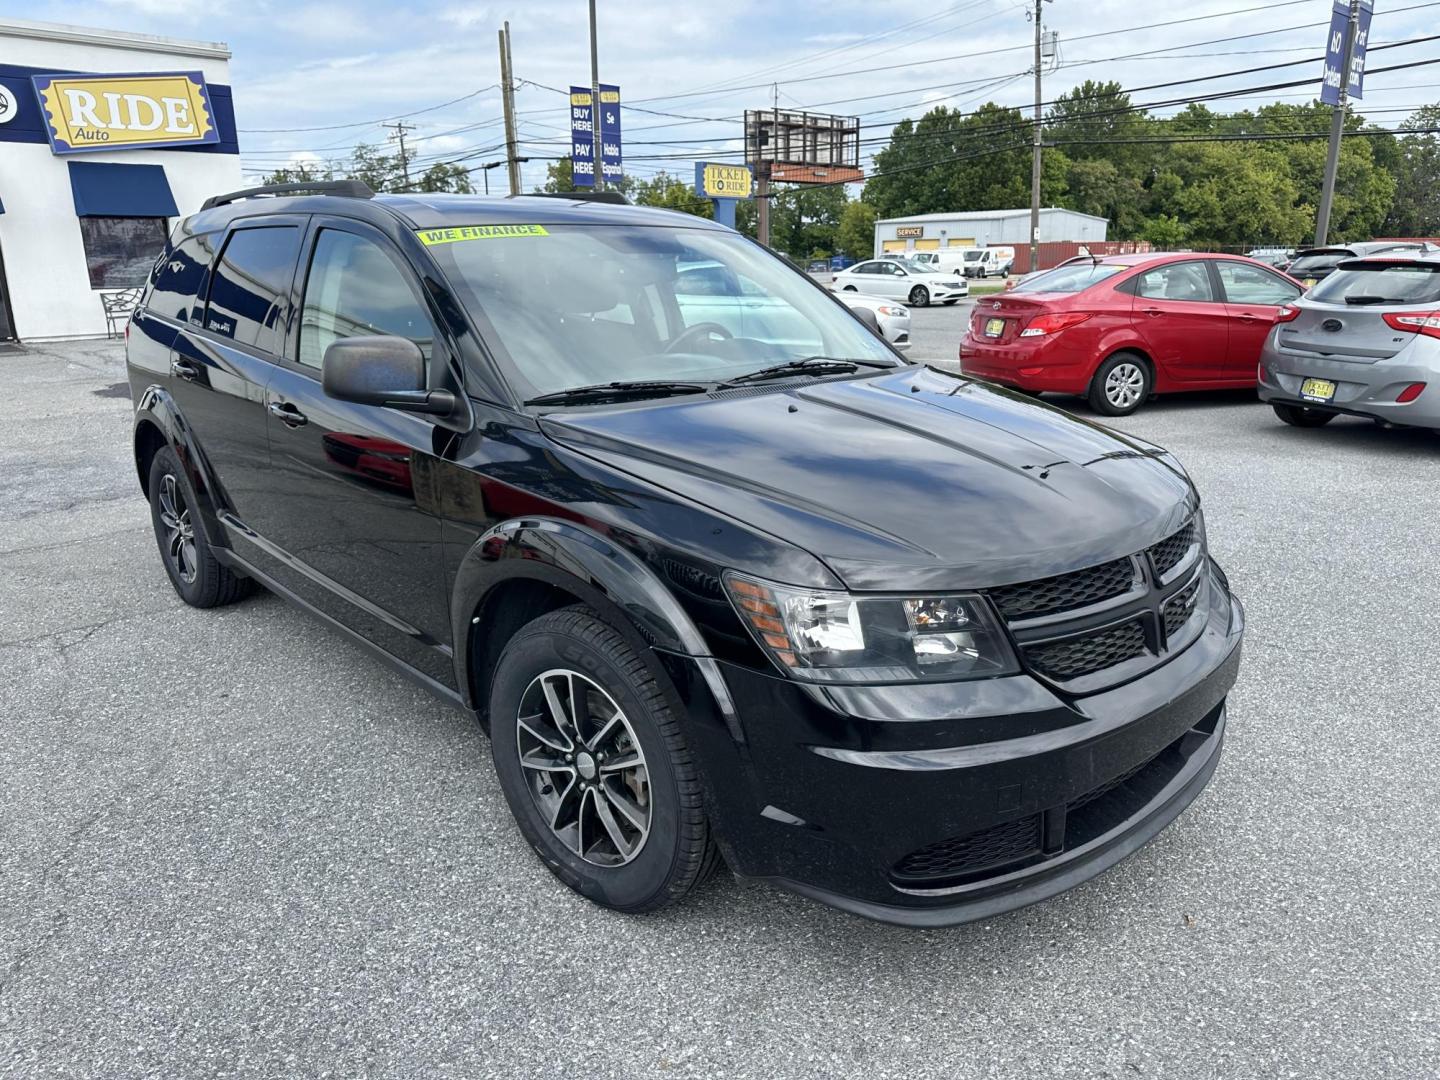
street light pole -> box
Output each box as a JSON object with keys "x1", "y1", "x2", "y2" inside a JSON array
[{"x1": 1315, "y1": 0, "x2": 1361, "y2": 247}]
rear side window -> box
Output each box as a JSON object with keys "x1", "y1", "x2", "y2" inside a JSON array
[
  {"x1": 1308, "y1": 262, "x2": 1440, "y2": 306},
  {"x1": 1287, "y1": 252, "x2": 1349, "y2": 277},
  {"x1": 298, "y1": 230, "x2": 434, "y2": 369},
  {"x1": 204, "y1": 226, "x2": 302, "y2": 352},
  {"x1": 146, "y1": 234, "x2": 216, "y2": 324}
]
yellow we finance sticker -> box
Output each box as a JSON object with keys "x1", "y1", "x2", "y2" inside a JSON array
[{"x1": 416, "y1": 224, "x2": 549, "y2": 245}]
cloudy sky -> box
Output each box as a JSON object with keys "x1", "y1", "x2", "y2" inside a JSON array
[{"x1": 15, "y1": 0, "x2": 1440, "y2": 190}]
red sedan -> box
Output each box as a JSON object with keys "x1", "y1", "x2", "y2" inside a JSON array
[{"x1": 960, "y1": 252, "x2": 1304, "y2": 415}]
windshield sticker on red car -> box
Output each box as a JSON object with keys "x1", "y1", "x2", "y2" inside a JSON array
[{"x1": 416, "y1": 224, "x2": 549, "y2": 245}]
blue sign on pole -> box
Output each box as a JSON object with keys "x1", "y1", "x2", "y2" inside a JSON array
[
  {"x1": 599, "y1": 84, "x2": 622, "y2": 184},
  {"x1": 569, "y1": 86, "x2": 595, "y2": 187},
  {"x1": 1320, "y1": 0, "x2": 1373, "y2": 106}
]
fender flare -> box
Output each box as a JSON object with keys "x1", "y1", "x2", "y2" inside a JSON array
[
  {"x1": 450, "y1": 516, "x2": 740, "y2": 735},
  {"x1": 131, "y1": 385, "x2": 228, "y2": 550}
]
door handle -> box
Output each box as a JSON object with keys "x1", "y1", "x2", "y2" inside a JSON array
[
  {"x1": 1238, "y1": 312, "x2": 1258, "y2": 322},
  {"x1": 170, "y1": 358, "x2": 200, "y2": 381},
  {"x1": 1141, "y1": 307, "x2": 1163, "y2": 317},
  {"x1": 268, "y1": 401, "x2": 308, "y2": 428}
]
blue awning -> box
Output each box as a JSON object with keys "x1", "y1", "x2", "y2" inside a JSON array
[{"x1": 68, "y1": 161, "x2": 178, "y2": 218}]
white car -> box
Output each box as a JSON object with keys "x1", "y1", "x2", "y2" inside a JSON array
[
  {"x1": 832, "y1": 258, "x2": 969, "y2": 307},
  {"x1": 829, "y1": 290, "x2": 911, "y2": 350}
]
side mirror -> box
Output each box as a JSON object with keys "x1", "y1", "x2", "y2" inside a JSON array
[{"x1": 321, "y1": 335, "x2": 457, "y2": 416}]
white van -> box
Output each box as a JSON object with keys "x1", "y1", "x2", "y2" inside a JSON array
[{"x1": 959, "y1": 246, "x2": 1015, "y2": 279}]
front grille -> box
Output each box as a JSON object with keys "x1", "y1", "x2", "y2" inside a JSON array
[
  {"x1": 1148, "y1": 521, "x2": 1196, "y2": 577},
  {"x1": 1025, "y1": 620, "x2": 1146, "y2": 680},
  {"x1": 988, "y1": 556, "x2": 1135, "y2": 621},
  {"x1": 1163, "y1": 576, "x2": 1202, "y2": 637},
  {"x1": 892, "y1": 814, "x2": 1042, "y2": 884}
]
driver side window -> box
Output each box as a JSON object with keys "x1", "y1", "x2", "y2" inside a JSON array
[{"x1": 298, "y1": 230, "x2": 435, "y2": 369}]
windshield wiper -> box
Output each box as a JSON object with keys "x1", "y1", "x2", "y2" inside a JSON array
[
  {"x1": 1344, "y1": 295, "x2": 1403, "y2": 306},
  {"x1": 723, "y1": 355, "x2": 894, "y2": 386},
  {"x1": 525, "y1": 380, "x2": 711, "y2": 406}
]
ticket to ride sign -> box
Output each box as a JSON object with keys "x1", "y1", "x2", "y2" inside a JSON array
[{"x1": 32, "y1": 71, "x2": 218, "y2": 154}]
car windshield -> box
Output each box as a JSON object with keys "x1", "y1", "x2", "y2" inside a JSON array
[
  {"x1": 964, "y1": 251, "x2": 983, "y2": 262},
  {"x1": 424, "y1": 224, "x2": 897, "y2": 400},
  {"x1": 1307, "y1": 262, "x2": 1440, "y2": 306},
  {"x1": 1011, "y1": 262, "x2": 1126, "y2": 294}
]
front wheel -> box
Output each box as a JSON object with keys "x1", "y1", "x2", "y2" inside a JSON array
[
  {"x1": 908, "y1": 285, "x2": 930, "y2": 307},
  {"x1": 843, "y1": 285, "x2": 858, "y2": 292},
  {"x1": 148, "y1": 445, "x2": 254, "y2": 608},
  {"x1": 1273, "y1": 403, "x2": 1337, "y2": 428},
  {"x1": 1088, "y1": 352, "x2": 1152, "y2": 416},
  {"x1": 489, "y1": 607, "x2": 720, "y2": 914}
]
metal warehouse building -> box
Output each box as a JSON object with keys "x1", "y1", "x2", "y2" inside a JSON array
[
  {"x1": 0, "y1": 20, "x2": 242, "y2": 341},
  {"x1": 874, "y1": 208, "x2": 1108, "y2": 263}
]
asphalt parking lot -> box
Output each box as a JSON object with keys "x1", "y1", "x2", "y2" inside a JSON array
[{"x1": 3, "y1": 333, "x2": 1438, "y2": 1079}]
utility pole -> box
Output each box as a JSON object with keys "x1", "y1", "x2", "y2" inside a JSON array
[
  {"x1": 758, "y1": 83, "x2": 778, "y2": 248},
  {"x1": 1028, "y1": 0, "x2": 1048, "y2": 276},
  {"x1": 1315, "y1": 0, "x2": 1361, "y2": 247},
  {"x1": 498, "y1": 22, "x2": 521, "y2": 195},
  {"x1": 383, "y1": 121, "x2": 414, "y2": 190},
  {"x1": 589, "y1": 0, "x2": 603, "y2": 191}
]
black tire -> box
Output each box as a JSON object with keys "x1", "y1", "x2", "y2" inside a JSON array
[
  {"x1": 843, "y1": 285, "x2": 858, "y2": 292},
  {"x1": 148, "y1": 445, "x2": 254, "y2": 608},
  {"x1": 1273, "y1": 403, "x2": 1337, "y2": 428},
  {"x1": 1088, "y1": 352, "x2": 1152, "y2": 416},
  {"x1": 489, "y1": 606, "x2": 720, "y2": 914},
  {"x1": 908, "y1": 285, "x2": 930, "y2": 307},
  {"x1": 977, "y1": 268, "x2": 987, "y2": 279}
]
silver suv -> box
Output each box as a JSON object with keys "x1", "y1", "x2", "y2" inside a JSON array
[{"x1": 1258, "y1": 251, "x2": 1440, "y2": 431}]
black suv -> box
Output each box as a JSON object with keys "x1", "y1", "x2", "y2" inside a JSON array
[{"x1": 127, "y1": 182, "x2": 1244, "y2": 926}]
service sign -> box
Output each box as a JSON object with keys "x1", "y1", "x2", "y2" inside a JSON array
[
  {"x1": 32, "y1": 71, "x2": 218, "y2": 154},
  {"x1": 697, "y1": 162, "x2": 753, "y2": 199},
  {"x1": 895, "y1": 226, "x2": 924, "y2": 239}
]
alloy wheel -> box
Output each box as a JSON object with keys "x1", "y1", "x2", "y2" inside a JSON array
[
  {"x1": 157, "y1": 473, "x2": 198, "y2": 585},
  {"x1": 516, "y1": 669, "x2": 652, "y2": 867},
  {"x1": 1104, "y1": 362, "x2": 1146, "y2": 410}
]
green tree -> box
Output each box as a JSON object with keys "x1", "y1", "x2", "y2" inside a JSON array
[
  {"x1": 835, "y1": 200, "x2": 877, "y2": 258},
  {"x1": 261, "y1": 160, "x2": 333, "y2": 186},
  {"x1": 630, "y1": 171, "x2": 713, "y2": 217},
  {"x1": 416, "y1": 161, "x2": 474, "y2": 194},
  {"x1": 768, "y1": 183, "x2": 849, "y2": 258},
  {"x1": 538, "y1": 157, "x2": 581, "y2": 193},
  {"x1": 1382, "y1": 104, "x2": 1440, "y2": 236}
]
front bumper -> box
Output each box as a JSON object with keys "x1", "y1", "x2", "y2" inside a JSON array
[
  {"x1": 1259, "y1": 341, "x2": 1440, "y2": 428},
  {"x1": 662, "y1": 561, "x2": 1243, "y2": 926}
]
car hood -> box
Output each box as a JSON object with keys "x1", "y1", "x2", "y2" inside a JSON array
[{"x1": 541, "y1": 366, "x2": 1197, "y2": 591}]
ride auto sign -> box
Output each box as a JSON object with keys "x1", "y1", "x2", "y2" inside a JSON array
[{"x1": 32, "y1": 71, "x2": 218, "y2": 154}]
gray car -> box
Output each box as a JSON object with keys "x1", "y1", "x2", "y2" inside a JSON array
[{"x1": 1258, "y1": 251, "x2": 1440, "y2": 430}]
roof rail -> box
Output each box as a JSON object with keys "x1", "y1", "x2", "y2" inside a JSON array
[
  {"x1": 200, "y1": 179, "x2": 375, "y2": 211},
  {"x1": 526, "y1": 190, "x2": 630, "y2": 206}
]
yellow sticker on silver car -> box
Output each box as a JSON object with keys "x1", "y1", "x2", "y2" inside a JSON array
[
  {"x1": 416, "y1": 224, "x2": 549, "y2": 245},
  {"x1": 1300, "y1": 378, "x2": 1336, "y2": 402}
]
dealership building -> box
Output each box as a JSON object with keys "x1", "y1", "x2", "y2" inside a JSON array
[
  {"x1": 874, "y1": 208, "x2": 1109, "y2": 265},
  {"x1": 0, "y1": 20, "x2": 241, "y2": 341}
]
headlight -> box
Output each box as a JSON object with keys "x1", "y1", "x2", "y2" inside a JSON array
[
  {"x1": 725, "y1": 573, "x2": 1018, "y2": 682},
  {"x1": 875, "y1": 304, "x2": 907, "y2": 317}
]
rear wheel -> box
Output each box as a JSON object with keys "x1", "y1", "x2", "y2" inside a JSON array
[
  {"x1": 1273, "y1": 403, "x2": 1337, "y2": 428},
  {"x1": 489, "y1": 607, "x2": 720, "y2": 914},
  {"x1": 908, "y1": 285, "x2": 930, "y2": 307},
  {"x1": 1088, "y1": 352, "x2": 1151, "y2": 416},
  {"x1": 843, "y1": 285, "x2": 858, "y2": 292},
  {"x1": 148, "y1": 445, "x2": 254, "y2": 608}
]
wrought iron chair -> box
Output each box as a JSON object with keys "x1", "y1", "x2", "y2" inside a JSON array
[{"x1": 101, "y1": 287, "x2": 143, "y2": 339}]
